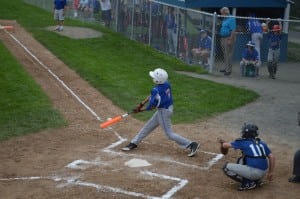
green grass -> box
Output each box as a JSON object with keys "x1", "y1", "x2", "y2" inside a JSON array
[
  {"x1": 288, "y1": 42, "x2": 300, "y2": 62},
  {"x1": 0, "y1": 42, "x2": 66, "y2": 141},
  {"x1": 0, "y1": 1, "x2": 258, "y2": 133}
]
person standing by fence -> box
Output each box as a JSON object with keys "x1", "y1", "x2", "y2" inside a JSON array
[
  {"x1": 53, "y1": 0, "x2": 67, "y2": 31},
  {"x1": 100, "y1": 0, "x2": 111, "y2": 27},
  {"x1": 267, "y1": 25, "x2": 282, "y2": 79},
  {"x1": 219, "y1": 7, "x2": 236, "y2": 76},
  {"x1": 164, "y1": 7, "x2": 177, "y2": 55},
  {"x1": 247, "y1": 13, "x2": 263, "y2": 64}
]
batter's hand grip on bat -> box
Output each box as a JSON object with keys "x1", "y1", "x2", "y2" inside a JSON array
[{"x1": 100, "y1": 116, "x2": 122, "y2": 128}]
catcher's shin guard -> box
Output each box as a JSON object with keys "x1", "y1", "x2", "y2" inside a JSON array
[{"x1": 223, "y1": 163, "x2": 243, "y2": 183}]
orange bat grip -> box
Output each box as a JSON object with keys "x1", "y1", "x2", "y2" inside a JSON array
[{"x1": 100, "y1": 116, "x2": 122, "y2": 128}]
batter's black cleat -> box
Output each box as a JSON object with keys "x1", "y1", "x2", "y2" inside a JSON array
[
  {"x1": 122, "y1": 143, "x2": 137, "y2": 151},
  {"x1": 187, "y1": 142, "x2": 200, "y2": 157}
]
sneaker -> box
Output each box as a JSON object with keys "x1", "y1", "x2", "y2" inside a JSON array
[
  {"x1": 224, "y1": 71, "x2": 232, "y2": 76},
  {"x1": 58, "y1": 26, "x2": 63, "y2": 31},
  {"x1": 255, "y1": 180, "x2": 264, "y2": 187},
  {"x1": 122, "y1": 143, "x2": 137, "y2": 151},
  {"x1": 54, "y1": 26, "x2": 59, "y2": 31},
  {"x1": 238, "y1": 181, "x2": 257, "y2": 191},
  {"x1": 288, "y1": 176, "x2": 300, "y2": 183},
  {"x1": 187, "y1": 142, "x2": 200, "y2": 157}
]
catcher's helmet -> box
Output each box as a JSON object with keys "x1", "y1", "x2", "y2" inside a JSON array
[
  {"x1": 241, "y1": 123, "x2": 259, "y2": 138},
  {"x1": 149, "y1": 68, "x2": 168, "y2": 84}
]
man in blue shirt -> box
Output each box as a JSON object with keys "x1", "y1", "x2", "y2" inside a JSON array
[
  {"x1": 53, "y1": 0, "x2": 67, "y2": 31},
  {"x1": 122, "y1": 68, "x2": 200, "y2": 157},
  {"x1": 191, "y1": 29, "x2": 212, "y2": 69},
  {"x1": 219, "y1": 7, "x2": 236, "y2": 76},
  {"x1": 221, "y1": 123, "x2": 275, "y2": 191},
  {"x1": 247, "y1": 13, "x2": 263, "y2": 62},
  {"x1": 240, "y1": 41, "x2": 261, "y2": 76}
]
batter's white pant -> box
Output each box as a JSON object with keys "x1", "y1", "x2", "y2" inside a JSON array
[{"x1": 131, "y1": 105, "x2": 192, "y2": 148}]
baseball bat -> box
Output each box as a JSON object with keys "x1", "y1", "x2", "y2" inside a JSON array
[
  {"x1": 100, "y1": 97, "x2": 150, "y2": 129},
  {"x1": 0, "y1": 25, "x2": 14, "y2": 30},
  {"x1": 100, "y1": 112, "x2": 131, "y2": 129}
]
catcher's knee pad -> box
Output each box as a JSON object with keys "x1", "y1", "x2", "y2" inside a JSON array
[{"x1": 223, "y1": 163, "x2": 243, "y2": 183}]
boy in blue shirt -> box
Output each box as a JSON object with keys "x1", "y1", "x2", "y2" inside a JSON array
[
  {"x1": 221, "y1": 123, "x2": 275, "y2": 191},
  {"x1": 53, "y1": 0, "x2": 67, "y2": 31},
  {"x1": 240, "y1": 41, "x2": 260, "y2": 76},
  {"x1": 191, "y1": 29, "x2": 212, "y2": 68},
  {"x1": 122, "y1": 68, "x2": 200, "y2": 157},
  {"x1": 267, "y1": 25, "x2": 282, "y2": 79}
]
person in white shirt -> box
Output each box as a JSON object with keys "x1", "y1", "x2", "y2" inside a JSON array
[{"x1": 100, "y1": 0, "x2": 111, "y2": 27}]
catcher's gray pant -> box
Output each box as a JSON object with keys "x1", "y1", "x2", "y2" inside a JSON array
[
  {"x1": 131, "y1": 105, "x2": 192, "y2": 148},
  {"x1": 293, "y1": 149, "x2": 300, "y2": 176},
  {"x1": 224, "y1": 162, "x2": 267, "y2": 181}
]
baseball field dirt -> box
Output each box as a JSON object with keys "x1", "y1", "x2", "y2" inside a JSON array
[{"x1": 0, "y1": 20, "x2": 299, "y2": 199}]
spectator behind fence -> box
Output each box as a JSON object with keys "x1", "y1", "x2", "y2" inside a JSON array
[
  {"x1": 247, "y1": 13, "x2": 263, "y2": 63},
  {"x1": 267, "y1": 25, "x2": 282, "y2": 79},
  {"x1": 79, "y1": 0, "x2": 92, "y2": 18},
  {"x1": 53, "y1": 0, "x2": 67, "y2": 32},
  {"x1": 289, "y1": 149, "x2": 300, "y2": 183},
  {"x1": 164, "y1": 7, "x2": 177, "y2": 55},
  {"x1": 73, "y1": 0, "x2": 79, "y2": 17},
  {"x1": 219, "y1": 7, "x2": 236, "y2": 76},
  {"x1": 266, "y1": 18, "x2": 282, "y2": 32},
  {"x1": 240, "y1": 41, "x2": 260, "y2": 77},
  {"x1": 100, "y1": 0, "x2": 111, "y2": 27},
  {"x1": 191, "y1": 29, "x2": 212, "y2": 69}
]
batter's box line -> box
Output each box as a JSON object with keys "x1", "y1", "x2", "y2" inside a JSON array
[
  {"x1": 0, "y1": 171, "x2": 188, "y2": 199},
  {"x1": 102, "y1": 130, "x2": 224, "y2": 170}
]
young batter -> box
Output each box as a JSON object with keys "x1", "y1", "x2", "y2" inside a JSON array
[{"x1": 122, "y1": 68, "x2": 200, "y2": 157}]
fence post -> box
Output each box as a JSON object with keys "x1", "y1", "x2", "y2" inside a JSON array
[
  {"x1": 209, "y1": 12, "x2": 217, "y2": 73},
  {"x1": 115, "y1": 0, "x2": 119, "y2": 32},
  {"x1": 148, "y1": 1, "x2": 152, "y2": 46},
  {"x1": 130, "y1": 0, "x2": 135, "y2": 40}
]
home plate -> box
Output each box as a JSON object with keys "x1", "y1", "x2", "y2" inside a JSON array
[{"x1": 125, "y1": 159, "x2": 151, "y2": 168}]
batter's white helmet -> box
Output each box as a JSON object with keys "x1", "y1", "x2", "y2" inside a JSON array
[{"x1": 149, "y1": 68, "x2": 168, "y2": 84}]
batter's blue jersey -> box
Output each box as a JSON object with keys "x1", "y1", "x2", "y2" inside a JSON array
[
  {"x1": 231, "y1": 139, "x2": 271, "y2": 170},
  {"x1": 146, "y1": 81, "x2": 173, "y2": 110}
]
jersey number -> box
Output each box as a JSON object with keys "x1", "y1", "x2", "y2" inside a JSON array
[{"x1": 249, "y1": 144, "x2": 266, "y2": 157}]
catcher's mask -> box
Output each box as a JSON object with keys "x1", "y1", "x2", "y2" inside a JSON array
[{"x1": 241, "y1": 123, "x2": 259, "y2": 138}]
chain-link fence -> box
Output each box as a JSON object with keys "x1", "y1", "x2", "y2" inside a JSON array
[{"x1": 24, "y1": 0, "x2": 300, "y2": 75}]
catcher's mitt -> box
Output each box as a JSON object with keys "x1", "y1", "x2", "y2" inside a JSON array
[{"x1": 219, "y1": 139, "x2": 229, "y2": 155}]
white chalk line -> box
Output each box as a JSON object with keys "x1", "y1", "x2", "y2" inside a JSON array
[
  {"x1": 3, "y1": 30, "x2": 223, "y2": 198},
  {"x1": 0, "y1": 170, "x2": 188, "y2": 199},
  {"x1": 103, "y1": 135, "x2": 224, "y2": 170},
  {"x1": 5, "y1": 29, "x2": 101, "y2": 121}
]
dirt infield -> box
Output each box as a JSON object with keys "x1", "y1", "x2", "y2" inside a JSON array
[{"x1": 0, "y1": 20, "x2": 299, "y2": 199}]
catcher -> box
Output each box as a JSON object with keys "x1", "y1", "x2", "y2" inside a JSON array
[{"x1": 219, "y1": 123, "x2": 276, "y2": 191}]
